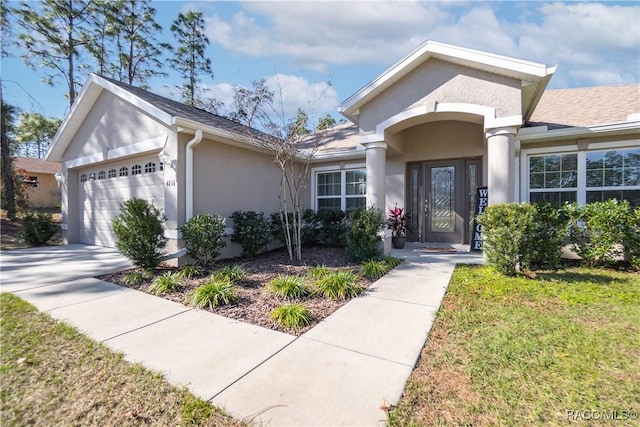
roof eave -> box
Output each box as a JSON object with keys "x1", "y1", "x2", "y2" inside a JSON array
[{"x1": 518, "y1": 121, "x2": 640, "y2": 143}]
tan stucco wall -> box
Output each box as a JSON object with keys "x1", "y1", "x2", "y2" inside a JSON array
[
  {"x1": 359, "y1": 59, "x2": 521, "y2": 133},
  {"x1": 22, "y1": 173, "x2": 61, "y2": 208},
  {"x1": 64, "y1": 91, "x2": 168, "y2": 160}
]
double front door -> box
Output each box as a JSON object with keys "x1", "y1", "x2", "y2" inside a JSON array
[{"x1": 406, "y1": 158, "x2": 481, "y2": 244}]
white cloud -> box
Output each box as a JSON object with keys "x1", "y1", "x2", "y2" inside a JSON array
[
  {"x1": 263, "y1": 73, "x2": 339, "y2": 122},
  {"x1": 203, "y1": 1, "x2": 639, "y2": 88}
]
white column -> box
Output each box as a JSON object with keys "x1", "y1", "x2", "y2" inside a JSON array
[
  {"x1": 486, "y1": 127, "x2": 518, "y2": 205},
  {"x1": 363, "y1": 141, "x2": 387, "y2": 210}
]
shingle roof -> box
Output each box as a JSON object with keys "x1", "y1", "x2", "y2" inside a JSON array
[
  {"x1": 99, "y1": 76, "x2": 270, "y2": 140},
  {"x1": 527, "y1": 84, "x2": 640, "y2": 129},
  {"x1": 14, "y1": 156, "x2": 61, "y2": 174}
]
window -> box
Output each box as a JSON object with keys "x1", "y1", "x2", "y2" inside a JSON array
[
  {"x1": 108, "y1": 169, "x2": 117, "y2": 178},
  {"x1": 316, "y1": 169, "x2": 366, "y2": 211},
  {"x1": 18, "y1": 175, "x2": 39, "y2": 188},
  {"x1": 144, "y1": 162, "x2": 156, "y2": 173},
  {"x1": 98, "y1": 171, "x2": 106, "y2": 180},
  {"x1": 119, "y1": 166, "x2": 129, "y2": 177},
  {"x1": 131, "y1": 164, "x2": 142, "y2": 175},
  {"x1": 529, "y1": 153, "x2": 577, "y2": 206},
  {"x1": 88, "y1": 172, "x2": 96, "y2": 181},
  {"x1": 586, "y1": 148, "x2": 640, "y2": 206},
  {"x1": 80, "y1": 173, "x2": 87, "y2": 183},
  {"x1": 528, "y1": 147, "x2": 640, "y2": 207},
  {"x1": 159, "y1": 162, "x2": 164, "y2": 171}
]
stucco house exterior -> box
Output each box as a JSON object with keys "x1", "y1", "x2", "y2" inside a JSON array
[
  {"x1": 46, "y1": 41, "x2": 640, "y2": 259},
  {"x1": 14, "y1": 156, "x2": 62, "y2": 209}
]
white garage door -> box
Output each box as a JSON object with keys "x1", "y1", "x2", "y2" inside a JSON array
[{"x1": 78, "y1": 156, "x2": 165, "y2": 247}]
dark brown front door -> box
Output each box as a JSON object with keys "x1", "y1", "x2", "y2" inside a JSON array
[{"x1": 406, "y1": 158, "x2": 481, "y2": 244}]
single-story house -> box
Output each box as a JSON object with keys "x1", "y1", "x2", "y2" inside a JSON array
[
  {"x1": 14, "y1": 156, "x2": 62, "y2": 208},
  {"x1": 46, "y1": 40, "x2": 640, "y2": 259}
]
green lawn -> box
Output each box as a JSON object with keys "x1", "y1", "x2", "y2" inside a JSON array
[
  {"x1": 0, "y1": 293, "x2": 239, "y2": 426},
  {"x1": 389, "y1": 265, "x2": 640, "y2": 426}
]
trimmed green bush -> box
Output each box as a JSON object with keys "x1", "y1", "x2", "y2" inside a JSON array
[
  {"x1": 346, "y1": 208, "x2": 384, "y2": 262},
  {"x1": 212, "y1": 264, "x2": 246, "y2": 282},
  {"x1": 112, "y1": 198, "x2": 166, "y2": 269},
  {"x1": 230, "y1": 211, "x2": 271, "y2": 257},
  {"x1": 180, "y1": 213, "x2": 226, "y2": 267},
  {"x1": 149, "y1": 272, "x2": 181, "y2": 295},
  {"x1": 18, "y1": 212, "x2": 58, "y2": 246},
  {"x1": 316, "y1": 209, "x2": 347, "y2": 247},
  {"x1": 190, "y1": 277, "x2": 237, "y2": 309},
  {"x1": 270, "y1": 303, "x2": 312, "y2": 330},
  {"x1": 361, "y1": 259, "x2": 392, "y2": 279},
  {"x1": 566, "y1": 200, "x2": 637, "y2": 267},
  {"x1": 268, "y1": 275, "x2": 310, "y2": 299},
  {"x1": 626, "y1": 207, "x2": 640, "y2": 269},
  {"x1": 122, "y1": 270, "x2": 151, "y2": 285},
  {"x1": 477, "y1": 203, "x2": 537, "y2": 276},
  {"x1": 530, "y1": 202, "x2": 568, "y2": 269},
  {"x1": 315, "y1": 270, "x2": 362, "y2": 299},
  {"x1": 301, "y1": 209, "x2": 321, "y2": 246}
]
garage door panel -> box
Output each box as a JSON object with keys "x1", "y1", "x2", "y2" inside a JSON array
[{"x1": 78, "y1": 157, "x2": 164, "y2": 247}]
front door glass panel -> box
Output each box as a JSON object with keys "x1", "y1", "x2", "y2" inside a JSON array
[{"x1": 430, "y1": 166, "x2": 455, "y2": 233}]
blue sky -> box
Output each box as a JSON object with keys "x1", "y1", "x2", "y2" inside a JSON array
[{"x1": 2, "y1": 1, "x2": 639, "y2": 125}]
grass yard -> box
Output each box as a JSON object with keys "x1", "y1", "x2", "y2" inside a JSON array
[
  {"x1": 389, "y1": 265, "x2": 640, "y2": 426},
  {"x1": 0, "y1": 293, "x2": 239, "y2": 426}
]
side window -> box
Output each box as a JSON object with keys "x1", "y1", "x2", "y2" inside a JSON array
[
  {"x1": 88, "y1": 172, "x2": 96, "y2": 181},
  {"x1": 80, "y1": 173, "x2": 87, "y2": 183},
  {"x1": 98, "y1": 171, "x2": 106, "y2": 180},
  {"x1": 119, "y1": 166, "x2": 129, "y2": 177},
  {"x1": 144, "y1": 162, "x2": 156, "y2": 173},
  {"x1": 132, "y1": 164, "x2": 142, "y2": 175}
]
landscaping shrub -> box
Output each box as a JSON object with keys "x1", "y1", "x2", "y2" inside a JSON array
[
  {"x1": 477, "y1": 203, "x2": 537, "y2": 276},
  {"x1": 301, "y1": 209, "x2": 321, "y2": 246},
  {"x1": 269, "y1": 212, "x2": 293, "y2": 247},
  {"x1": 269, "y1": 303, "x2": 312, "y2": 330},
  {"x1": 230, "y1": 211, "x2": 271, "y2": 257},
  {"x1": 316, "y1": 209, "x2": 347, "y2": 247},
  {"x1": 626, "y1": 207, "x2": 640, "y2": 269},
  {"x1": 566, "y1": 200, "x2": 636, "y2": 267},
  {"x1": 383, "y1": 255, "x2": 404, "y2": 268},
  {"x1": 122, "y1": 270, "x2": 151, "y2": 285},
  {"x1": 18, "y1": 211, "x2": 57, "y2": 246},
  {"x1": 177, "y1": 264, "x2": 204, "y2": 280},
  {"x1": 345, "y1": 208, "x2": 384, "y2": 262},
  {"x1": 180, "y1": 213, "x2": 226, "y2": 267},
  {"x1": 190, "y1": 277, "x2": 237, "y2": 309},
  {"x1": 149, "y1": 272, "x2": 181, "y2": 295},
  {"x1": 361, "y1": 259, "x2": 392, "y2": 279},
  {"x1": 315, "y1": 270, "x2": 362, "y2": 299},
  {"x1": 307, "y1": 264, "x2": 330, "y2": 280},
  {"x1": 268, "y1": 275, "x2": 310, "y2": 299},
  {"x1": 212, "y1": 264, "x2": 246, "y2": 282},
  {"x1": 530, "y1": 202, "x2": 568, "y2": 269},
  {"x1": 112, "y1": 198, "x2": 166, "y2": 269}
]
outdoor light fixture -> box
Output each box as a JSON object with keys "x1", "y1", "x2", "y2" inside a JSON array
[
  {"x1": 158, "y1": 150, "x2": 170, "y2": 165},
  {"x1": 54, "y1": 171, "x2": 65, "y2": 184}
]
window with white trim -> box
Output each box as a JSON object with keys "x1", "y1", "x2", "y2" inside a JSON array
[
  {"x1": 316, "y1": 169, "x2": 366, "y2": 211},
  {"x1": 131, "y1": 164, "x2": 142, "y2": 175},
  {"x1": 108, "y1": 169, "x2": 117, "y2": 178},
  {"x1": 144, "y1": 162, "x2": 156, "y2": 173},
  {"x1": 528, "y1": 147, "x2": 640, "y2": 207},
  {"x1": 119, "y1": 166, "x2": 129, "y2": 177},
  {"x1": 98, "y1": 171, "x2": 106, "y2": 180}
]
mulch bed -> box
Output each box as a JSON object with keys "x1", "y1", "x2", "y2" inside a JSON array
[{"x1": 98, "y1": 246, "x2": 374, "y2": 336}]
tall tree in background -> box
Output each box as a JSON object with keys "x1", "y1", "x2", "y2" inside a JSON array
[
  {"x1": 1, "y1": 96, "x2": 19, "y2": 219},
  {"x1": 170, "y1": 11, "x2": 216, "y2": 110},
  {"x1": 88, "y1": 0, "x2": 169, "y2": 86},
  {"x1": 15, "y1": 113, "x2": 62, "y2": 158},
  {"x1": 1, "y1": 1, "x2": 12, "y2": 58},
  {"x1": 13, "y1": 0, "x2": 92, "y2": 108}
]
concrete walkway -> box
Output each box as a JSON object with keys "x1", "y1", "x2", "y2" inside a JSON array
[{"x1": 1, "y1": 243, "x2": 482, "y2": 426}]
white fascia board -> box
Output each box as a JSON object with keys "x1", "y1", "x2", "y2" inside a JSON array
[
  {"x1": 339, "y1": 40, "x2": 555, "y2": 117},
  {"x1": 518, "y1": 121, "x2": 640, "y2": 143},
  {"x1": 310, "y1": 149, "x2": 366, "y2": 163}
]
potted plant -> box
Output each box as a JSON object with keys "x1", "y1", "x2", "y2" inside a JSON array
[{"x1": 387, "y1": 205, "x2": 408, "y2": 249}]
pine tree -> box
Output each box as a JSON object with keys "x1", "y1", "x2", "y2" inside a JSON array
[
  {"x1": 15, "y1": 113, "x2": 62, "y2": 158},
  {"x1": 170, "y1": 11, "x2": 215, "y2": 108}
]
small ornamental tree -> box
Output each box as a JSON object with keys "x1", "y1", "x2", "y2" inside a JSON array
[
  {"x1": 112, "y1": 198, "x2": 166, "y2": 269},
  {"x1": 180, "y1": 213, "x2": 226, "y2": 267}
]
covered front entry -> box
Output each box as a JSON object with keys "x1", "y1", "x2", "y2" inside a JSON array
[{"x1": 406, "y1": 158, "x2": 481, "y2": 244}]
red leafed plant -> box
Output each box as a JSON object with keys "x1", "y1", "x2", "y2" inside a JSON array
[{"x1": 387, "y1": 206, "x2": 408, "y2": 237}]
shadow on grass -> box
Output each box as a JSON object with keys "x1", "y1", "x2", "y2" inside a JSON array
[{"x1": 529, "y1": 270, "x2": 631, "y2": 285}]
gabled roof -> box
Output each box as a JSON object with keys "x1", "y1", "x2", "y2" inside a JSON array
[
  {"x1": 47, "y1": 74, "x2": 267, "y2": 162},
  {"x1": 338, "y1": 40, "x2": 556, "y2": 124},
  {"x1": 14, "y1": 156, "x2": 61, "y2": 174},
  {"x1": 527, "y1": 84, "x2": 640, "y2": 129}
]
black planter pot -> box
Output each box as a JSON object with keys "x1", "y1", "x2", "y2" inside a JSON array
[{"x1": 392, "y1": 235, "x2": 406, "y2": 249}]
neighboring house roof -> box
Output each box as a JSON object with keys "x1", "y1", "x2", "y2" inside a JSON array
[
  {"x1": 338, "y1": 40, "x2": 556, "y2": 124},
  {"x1": 527, "y1": 84, "x2": 640, "y2": 129},
  {"x1": 14, "y1": 156, "x2": 61, "y2": 174},
  {"x1": 314, "y1": 123, "x2": 360, "y2": 153},
  {"x1": 47, "y1": 74, "x2": 272, "y2": 162}
]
